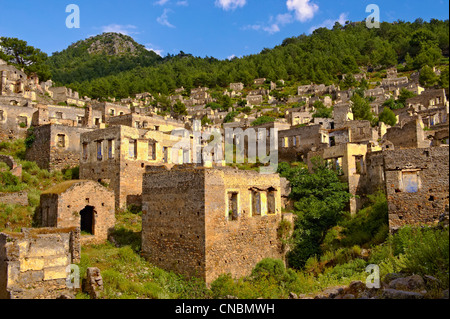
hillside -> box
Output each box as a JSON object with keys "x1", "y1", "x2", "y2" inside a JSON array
[
  {"x1": 46, "y1": 32, "x2": 162, "y2": 85},
  {"x1": 46, "y1": 19, "x2": 449, "y2": 99}
]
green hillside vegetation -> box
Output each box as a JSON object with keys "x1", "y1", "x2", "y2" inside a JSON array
[
  {"x1": 46, "y1": 33, "x2": 162, "y2": 88},
  {"x1": 43, "y1": 19, "x2": 449, "y2": 100}
]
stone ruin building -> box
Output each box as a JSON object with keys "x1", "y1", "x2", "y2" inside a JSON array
[
  {"x1": 141, "y1": 165, "x2": 294, "y2": 284},
  {"x1": 0, "y1": 227, "x2": 80, "y2": 299}
]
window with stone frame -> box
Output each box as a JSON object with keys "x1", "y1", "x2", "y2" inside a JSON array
[
  {"x1": 56, "y1": 112, "x2": 63, "y2": 119},
  {"x1": 17, "y1": 116, "x2": 27, "y2": 127},
  {"x1": 108, "y1": 139, "x2": 115, "y2": 159},
  {"x1": 148, "y1": 142, "x2": 157, "y2": 161},
  {"x1": 227, "y1": 192, "x2": 239, "y2": 221},
  {"x1": 0, "y1": 110, "x2": 4, "y2": 121},
  {"x1": 267, "y1": 188, "x2": 276, "y2": 215},
  {"x1": 97, "y1": 141, "x2": 103, "y2": 161},
  {"x1": 355, "y1": 155, "x2": 365, "y2": 175},
  {"x1": 82, "y1": 143, "x2": 88, "y2": 161},
  {"x1": 400, "y1": 170, "x2": 421, "y2": 193},
  {"x1": 56, "y1": 134, "x2": 66, "y2": 148},
  {"x1": 251, "y1": 189, "x2": 261, "y2": 216},
  {"x1": 129, "y1": 139, "x2": 137, "y2": 159}
]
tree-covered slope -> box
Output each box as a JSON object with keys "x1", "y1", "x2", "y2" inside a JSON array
[
  {"x1": 46, "y1": 32, "x2": 163, "y2": 85},
  {"x1": 48, "y1": 19, "x2": 449, "y2": 99}
]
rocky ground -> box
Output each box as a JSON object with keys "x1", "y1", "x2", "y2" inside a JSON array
[{"x1": 289, "y1": 274, "x2": 449, "y2": 300}]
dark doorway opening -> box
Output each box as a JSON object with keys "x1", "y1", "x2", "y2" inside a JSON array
[{"x1": 80, "y1": 206, "x2": 95, "y2": 235}]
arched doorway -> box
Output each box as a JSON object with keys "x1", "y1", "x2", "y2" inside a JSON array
[{"x1": 80, "y1": 206, "x2": 95, "y2": 235}]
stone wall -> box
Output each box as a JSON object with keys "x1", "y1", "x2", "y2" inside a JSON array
[
  {"x1": 384, "y1": 147, "x2": 449, "y2": 231},
  {"x1": 0, "y1": 192, "x2": 28, "y2": 206},
  {"x1": 0, "y1": 227, "x2": 80, "y2": 299},
  {"x1": 0, "y1": 104, "x2": 35, "y2": 141}
]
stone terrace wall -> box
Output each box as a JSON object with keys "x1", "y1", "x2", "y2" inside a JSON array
[
  {"x1": 0, "y1": 227, "x2": 80, "y2": 299},
  {"x1": 384, "y1": 147, "x2": 449, "y2": 231}
]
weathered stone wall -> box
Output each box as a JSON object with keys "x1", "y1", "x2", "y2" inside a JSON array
[
  {"x1": 0, "y1": 192, "x2": 28, "y2": 206},
  {"x1": 0, "y1": 155, "x2": 22, "y2": 177},
  {"x1": 38, "y1": 180, "x2": 115, "y2": 244},
  {"x1": 0, "y1": 227, "x2": 80, "y2": 299},
  {"x1": 384, "y1": 147, "x2": 449, "y2": 231},
  {"x1": 142, "y1": 166, "x2": 207, "y2": 281},
  {"x1": 384, "y1": 116, "x2": 431, "y2": 150},
  {"x1": 0, "y1": 104, "x2": 35, "y2": 141}
]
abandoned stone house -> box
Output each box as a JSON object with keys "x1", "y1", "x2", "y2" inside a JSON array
[
  {"x1": 141, "y1": 165, "x2": 293, "y2": 284},
  {"x1": 106, "y1": 112, "x2": 185, "y2": 133},
  {"x1": 230, "y1": 82, "x2": 244, "y2": 92},
  {"x1": 0, "y1": 63, "x2": 37, "y2": 101},
  {"x1": 247, "y1": 94, "x2": 263, "y2": 106},
  {"x1": 49, "y1": 87, "x2": 85, "y2": 107},
  {"x1": 286, "y1": 110, "x2": 312, "y2": 126},
  {"x1": 384, "y1": 146, "x2": 449, "y2": 231},
  {"x1": 406, "y1": 88, "x2": 449, "y2": 111},
  {"x1": 382, "y1": 116, "x2": 431, "y2": 150},
  {"x1": 79, "y1": 125, "x2": 191, "y2": 209},
  {"x1": 278, "y1": 125, "x2": 330, "y2": 162},
  {"x1": 308, "y1": 143, "x2": 370, "y2": 214},
  {"x1": 381, "y1": 76, "x2": 409, "y2": 90},
  {"x1": 0, "y1": 104, "x2": 36, "y2": 140},
  {"x1": 253, "y1": 78, "x2": 266, "y2": 85},
  {"x1": 36, "y1": 180, "x2": 115, "y2": 244},
  {"x1": 91, "y1": 101, "x2": 132, "y2": 123},
  {"x1": 0, "y1": 227, "x2": 81, "y2": 299}
]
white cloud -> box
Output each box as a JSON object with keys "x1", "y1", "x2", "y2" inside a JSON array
[
  {"x1": 215, "y1": 0, "x2": 246, "y2": 11},
  {"x1": 242, "y1": 13, "x2": 293, "y2": 35},
  {"x1": 227, "y1": 54, "x2": 236, "y2": 60},
  {"x1": 308, "y1": 12, "x2": 348, "y2": 33},
  {"x1": 146, "y1": 47, "x2": 164, "y2": 56},
  {"x1": 176, "y1": 1, "x2": 189, "y2": 6},
  {"x1": 154, "y1": 0, "x2": 170, "y2": 5},
  {"x1": 157, "y1": 9, "x2": 176, "y2": 28},
  {"x1": 263, "y1": 24, "x2": 280, "y2": 34},
  {"x1": 286, "y1": 0, "x2": 319, "y2": 22},
  {"x1": 100, "y1": 24, "x2": 138, "y2": 35}
]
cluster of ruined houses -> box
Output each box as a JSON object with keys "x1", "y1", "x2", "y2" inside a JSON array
[{"x1": 0, "y1": 59, "x2": 449, "y2": 298}]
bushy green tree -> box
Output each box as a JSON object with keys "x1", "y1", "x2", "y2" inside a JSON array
[
  {"x1": 0, "y1": 37, "x2": 51, "y2": 81},
  {"x1": 278, "y1": 159, "x2": 351, "y2": 269},
  {"x1": 350, "y1": 94, "x2": 374, "y2": 122},
  {"x1": 378, "y1": 107, "x2": 397, "y2": 126},
  {"x1": 419, "y1": 65, "x2": 439, "y2": 87}
]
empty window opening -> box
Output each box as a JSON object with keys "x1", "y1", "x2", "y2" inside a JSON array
[
  {"x1": 82, "y1": 143, "x2": 88, "y2": 161},
  {"x1": 252, "y1": 190, "x2": 261, "y2": 216},
  {"x1": 80, "y1": 206, "x2": 95, "y2": 235},
  {"x1": 267, "y1": 189, "x2": 276, "y2": 215},
  {"x1": 108, "y1": 139, "x2": 115, "y2": 159},
  {"x1": 129, "y1": 139, "x2": 137, "y2": 159},
  {"x1": 355, "y1": 155, "x2": 365, "y2": 175},
  {"x1": 97, "y1": 141, "x2": 103, "y2": 161},
  {"x1": 55, "y1": 112, "x2": 63, "y2": 119},
  {"x1": 148, "y1": 142, "x2": 156, "y2": 160},
  {"x1": 227, "y1": 192, "x2": 239, "y2": 221},
  {"x1": 163, "y1": 147, "x2": 169, "y2": 163},
  {"x1": 401, "y1": 171, "x2": 420, "y2": 193},
  {"x1": 57, "y1": 134, "x2": 66, "y2": 148}
]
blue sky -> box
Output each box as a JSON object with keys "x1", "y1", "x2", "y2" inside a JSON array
[{"x1": 0, "y1": 0, "x2": 448, "y2": 60}]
